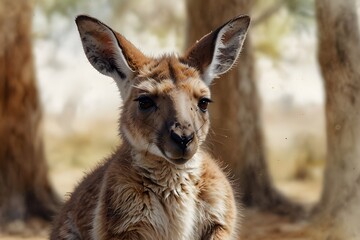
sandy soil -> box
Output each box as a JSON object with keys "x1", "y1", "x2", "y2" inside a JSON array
[{"x1": 0, "y1": 213, "x2": 314, "y2": 240}]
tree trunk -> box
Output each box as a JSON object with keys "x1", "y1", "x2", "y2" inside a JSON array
[
  {"x1": 186, "y1": 0, "x2": 303, "y2": 217},
  {"x1": 314, "y1": 0, "x2": 360, "y2": 238},
  {"x1": 0, "y1": 0, "x2": 60, "y2": 228}
]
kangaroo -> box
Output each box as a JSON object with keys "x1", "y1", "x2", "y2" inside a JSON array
[{"x1": 51, "y1": 14, "x2": 250, "y2": 240}]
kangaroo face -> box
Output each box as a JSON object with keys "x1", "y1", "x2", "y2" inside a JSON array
[
  {"x1": 121, "y1": 57, "x2": 211, "y2": 164},
  {"x1": 75, "y1": 15, "x2": 250, "y2": 165}
]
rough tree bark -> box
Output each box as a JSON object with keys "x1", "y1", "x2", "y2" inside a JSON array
[
  {"x1": 0, "y1": 0, "x2": 60, "y2": 228},
  {"x1": 314, "y1": 0, "x2": 360, "y2": 239},
  {"x1": 186, "y1": 0, "x2": 302, "y2": 216}
]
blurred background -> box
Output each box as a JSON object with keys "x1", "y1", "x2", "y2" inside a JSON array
[
  {"x1": 34, "y1": 0, "x2": 324, "y2": 202},
  {"x1": 4, "y1": 0, "x2": 359, "y2": 239}
]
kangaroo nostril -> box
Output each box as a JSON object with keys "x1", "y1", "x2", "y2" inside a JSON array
[
  {"x1": 185, "y1": 133, "x2": 194, "y2": 146},
  {"x1": 171, "y1": 130, "x2": 182, "y2": 143},
  {"x1": 170, "y1": 131, "x2": 194, "y2": 150}
]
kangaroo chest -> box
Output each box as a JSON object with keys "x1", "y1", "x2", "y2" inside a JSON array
[{"x1": 141, "y1": 171, "x2": 201, "y2": 240}]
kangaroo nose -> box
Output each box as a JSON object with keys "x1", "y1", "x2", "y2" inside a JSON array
[{"x1": 170, "y1": 131, "x2": 194, "y2": 151}]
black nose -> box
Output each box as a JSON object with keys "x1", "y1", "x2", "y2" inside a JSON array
[{"x1": 170, "y1": 131, "x2": 194, "y2": 151}]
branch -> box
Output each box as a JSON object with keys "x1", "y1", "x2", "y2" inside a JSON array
[{"x1": 252, "y1": 0, "x2": 286, "y2": 27}]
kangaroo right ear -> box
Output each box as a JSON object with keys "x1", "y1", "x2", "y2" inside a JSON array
[
  {"x1": 75, "y1": 15, "x2": 149, "y2": 99},
  {"x1": 184, "y1": 15, "x2": 250, "y2": 86}
]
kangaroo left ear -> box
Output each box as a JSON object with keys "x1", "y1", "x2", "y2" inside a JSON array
[
  {"x1": 75, "y1": 15, "x2": 150, "y2": 100},
  {"x1": 183, "y1": 15, "x2": 250, "y2": 85}
]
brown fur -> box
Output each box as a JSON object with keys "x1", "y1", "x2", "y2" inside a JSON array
[{"x1": 51, "y1": 15, "x2": 250, "y2": 239}]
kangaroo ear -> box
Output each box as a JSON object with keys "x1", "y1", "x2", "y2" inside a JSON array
[
  {"x1": 75, "y1": 15, "x2": 149, "y2": 99},
  {"x1": 184, "y1": 15, "x2": 250, "y2": 85}
]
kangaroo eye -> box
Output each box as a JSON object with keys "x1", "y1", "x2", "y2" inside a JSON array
[
  {"x1": 135, "y1": 96, "x2": 156, "y2": 111},
  {"x1": 198, "y1": 98, "x2": 212, "y2": 112}
]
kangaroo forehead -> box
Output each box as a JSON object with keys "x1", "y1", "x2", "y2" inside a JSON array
[
  {"x1": 134, "y1": 78, "x2": 209, "y2": 97},
  {"x1": 140, "y1": 55, "x2": 199, "y2": 82},
  {"x1": 135, "y1": 55, "x2": 209, "y2": 96}
]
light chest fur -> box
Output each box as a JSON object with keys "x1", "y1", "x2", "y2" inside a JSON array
[{"x1": 90, "y1": 150, "x2": 232, "y2": 240}]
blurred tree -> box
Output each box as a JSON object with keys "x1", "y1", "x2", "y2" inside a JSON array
[
  {"x1": 186, "y1": 0, "x2": 303, "y2": 216},
  {"x1": 314, "y1": 0, "x2": 360, "y2": 238},
  {"x1": 252, "y1": 0, "x2": 314, "y2": 60},
  {"x1": 0, "y1": 0, "x2": 60, "y2": 228}
]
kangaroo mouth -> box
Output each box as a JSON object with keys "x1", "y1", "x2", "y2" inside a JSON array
[
  {"x1": 166, "y1": 156, "x2": 190, "y2": 165},
  {"x1": 158, "y1": 146, "x2": 193, "y2": 165}
]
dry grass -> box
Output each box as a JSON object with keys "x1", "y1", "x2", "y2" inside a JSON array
[
  {"x1": 44, "y1": 115, "x2": 120, "y2": 170},
  {"x1": 263, "y1": 104, "x2": 325, "y2": 183}
]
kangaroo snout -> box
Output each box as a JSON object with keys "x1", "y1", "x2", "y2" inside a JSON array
[
  {"x1": 169, "y1": 120, "x2": 195, "y2": 150},
  {"x1": 163, "y1": 120, "x2": 197, "y2": 163},
  {"x1": 170, "y1": 130, "x2": 194, "y2": 151}
]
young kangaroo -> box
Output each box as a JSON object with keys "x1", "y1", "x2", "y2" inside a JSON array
[{"x1": 51, "y1": 14, "x2": 250, "y2": 240}]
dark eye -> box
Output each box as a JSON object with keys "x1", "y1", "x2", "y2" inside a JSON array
[
  {"x1": 198, "y1": 98, "x2": 212, "y2": 112},
  {"x1": 135, "y1": 96, "x2": 156, "y2": 111}
]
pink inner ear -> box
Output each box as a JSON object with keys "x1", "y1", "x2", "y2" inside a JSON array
[{"x1": 90, "y1": 30, "x2": 118, "y2": 56}]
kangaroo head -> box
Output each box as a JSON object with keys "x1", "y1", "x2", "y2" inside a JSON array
[{"x1": 75, "y1": 15, "x2": 250, "y2": 165}]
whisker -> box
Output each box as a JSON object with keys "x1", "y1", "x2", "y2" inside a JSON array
[{"x1": 195, "y1": 119, "x2": 208, "y2": 134}]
